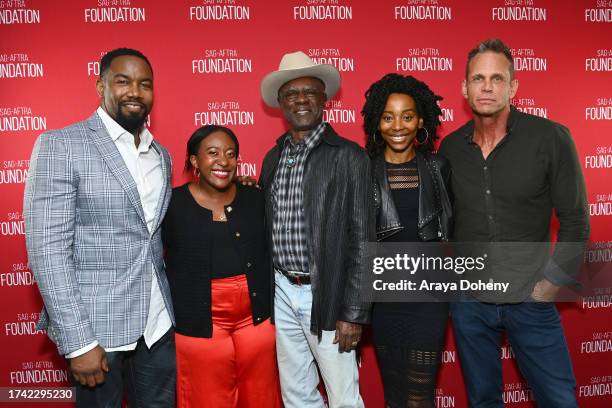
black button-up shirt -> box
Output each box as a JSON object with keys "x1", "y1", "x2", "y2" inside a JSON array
[{"x1": 439, "y1": 107, "x2": 589, "y2": 297}]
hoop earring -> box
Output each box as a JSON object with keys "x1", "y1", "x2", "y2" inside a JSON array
[
  {"x1": 417, "y1": 127, "x2": 430, "y2": 145},
  {"x1": 373, "y1": 130, "x2": 384, "y2": 146}
]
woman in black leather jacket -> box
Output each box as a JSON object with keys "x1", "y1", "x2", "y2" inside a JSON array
[{"x1": 361, "y1": 73, "x2": 452, "y2": 408}]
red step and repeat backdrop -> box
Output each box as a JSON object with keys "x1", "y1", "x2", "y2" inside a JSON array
[{"x1": 1, "y1": 1, "x2": 611, "y2": 407}]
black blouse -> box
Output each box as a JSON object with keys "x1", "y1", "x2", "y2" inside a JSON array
[
  {"x1": 162, "y1": 183, "x2": 271, "y2": 338},
  {"x1": 386, "y1": 159, "x2": 419, "y2": 242},
  {"x1": 210, "y1": 221, "x2": 243, "y2": 279}
]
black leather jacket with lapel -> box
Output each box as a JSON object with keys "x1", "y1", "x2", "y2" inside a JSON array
[
  {"x1": 373, "y1": 150, "x2": 453, "y2": 242},
  {"x1": 259, "y1": 124, "x2": 375, "y2": 336}
]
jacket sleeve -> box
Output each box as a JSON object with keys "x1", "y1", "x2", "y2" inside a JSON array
[
  {"x1": 257, "y1": 158, "x2": 267, "y2": 188},
  {"x1": 437, "y1": 138, "x2": 454, "y2": 202},
  {"x1": 258, "y1": 149, "x2": 276, "y2": 189},
  {"x1": 23, "y1": 133, "x2": 96, "y2": 355},
  {"x1": 543, "y1": 125, "x2": 590, "y2": 286},
  {"x1": 434, "y1": 155, "x2": 453, "y2": 241},
  {"x1": 339, "y1": 146, "x2": 375, "y2": 324}
]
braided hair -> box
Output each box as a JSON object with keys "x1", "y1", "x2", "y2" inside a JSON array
[{"x1": 361, "y1": 73, "x2": 443, "y2": 157}]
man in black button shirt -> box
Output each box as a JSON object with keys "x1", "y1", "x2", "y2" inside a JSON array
[{"x1": 439, "y1": 39, "x2": 589, "y2": 408}]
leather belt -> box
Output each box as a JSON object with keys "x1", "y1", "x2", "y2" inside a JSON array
[{"x1": 277, "y1": 268, "x2": 311, "y2": 285}]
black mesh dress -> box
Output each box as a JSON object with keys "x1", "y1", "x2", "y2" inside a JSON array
[{"x1": 371, "y1": 159, "x2": 449, "y2": 408}]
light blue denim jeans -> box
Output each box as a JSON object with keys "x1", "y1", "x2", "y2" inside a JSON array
[{"x1": 274, "y1": 271, "x2": 364, "y2": 408}]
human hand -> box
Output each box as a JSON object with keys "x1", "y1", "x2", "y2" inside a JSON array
[
  {"x1": 69, "y1": 346, "x2": 108, "y2": 387},
  {"x1": 530, "y1": 278, "x2": 561, "y2": 302},
  {"x1": 333, "y1": 321, "x2": 362, "y2": 353},
  {"x1": 235, "y1": 175, "x2": 259, "y2": 188}
]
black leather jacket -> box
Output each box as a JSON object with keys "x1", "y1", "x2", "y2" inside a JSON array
[
  {"x1": 260, "y1": 124, "x2": 375, "y2": 336},
  {"x1": 373, "y1": 150, "x2": 452, "y2": 241}
]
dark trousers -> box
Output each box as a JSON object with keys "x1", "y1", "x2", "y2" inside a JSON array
[
  {"x1": 451, "y1": 301, "x2": 577, "y2": 408},
  {"x1": 75, "y1": 328, "x2": 176, "y2": 408}
]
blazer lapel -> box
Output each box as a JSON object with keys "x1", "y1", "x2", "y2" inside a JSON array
[
  {"x1": 150, "y1": 140, "x2": 170, "y2": 233},
  {"x1": 87, "y1": 113, "x2": 147, "y2": 227}
]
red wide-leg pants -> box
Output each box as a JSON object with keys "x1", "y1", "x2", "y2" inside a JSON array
[{"x1": 176, "y1": 274, "x2": 281, "y2": 408}]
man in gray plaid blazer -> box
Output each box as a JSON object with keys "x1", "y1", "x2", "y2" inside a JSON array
[{"x1": 24, "y1": 48, "x2": 175, "y2": 407}]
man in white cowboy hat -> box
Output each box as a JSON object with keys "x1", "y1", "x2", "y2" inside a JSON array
[{"x1": 259, "y1": 51, "x2": 374, "y2": 407}]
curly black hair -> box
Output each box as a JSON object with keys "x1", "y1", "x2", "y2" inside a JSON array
[{"x1": 361, "y1": 73, "x2": 443, "y2": 157}]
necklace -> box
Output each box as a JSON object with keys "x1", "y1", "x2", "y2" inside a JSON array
[
  {"x1": 214, "y1": 212, "x2": 227, "y2": 221},
  {"x1": 286, "y1": 141, "x2": 304, "y2": 167}
]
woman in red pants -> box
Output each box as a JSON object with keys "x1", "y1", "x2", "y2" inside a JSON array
[{"x1": 162, "y1": 125, "x2": 281, "y2": 408}]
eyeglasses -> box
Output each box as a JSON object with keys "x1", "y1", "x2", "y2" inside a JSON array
[{"x1": 279, "y1": 88, "x2": 324, "y2": 102}]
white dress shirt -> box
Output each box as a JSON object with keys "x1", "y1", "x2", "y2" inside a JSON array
[{"x1": 66, "y1": 108, "x2": 172, "y2": 358}]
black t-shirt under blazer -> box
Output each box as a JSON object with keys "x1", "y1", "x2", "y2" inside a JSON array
[{"x1": 162, "y1": 183, "x2": 272, "y2": 338}]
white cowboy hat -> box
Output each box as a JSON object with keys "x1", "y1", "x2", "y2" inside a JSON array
[{"x1": 260, "y1": 51, "x2": 340, "y2": 108}]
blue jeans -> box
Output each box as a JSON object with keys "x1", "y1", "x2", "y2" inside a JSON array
[
  {"x1": 451, "y1": 301, "x2": 577, "y2": 408},
  {"x1": 274, "y1": 271, "x2": 364, "y2": 408}
]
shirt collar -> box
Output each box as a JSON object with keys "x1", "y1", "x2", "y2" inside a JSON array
[
  {"x1": 462, "y1": 105, "x2": 520, "y2": 143},
  {"x1": 283, "y1": 121, "x2": 326, "y2": 149},
  {"x1": 96, "y1": 106, "x2": 154, "y2": 151}
]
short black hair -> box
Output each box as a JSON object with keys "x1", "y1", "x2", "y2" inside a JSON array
[
  {"x1": 184, "y1": 125, "x2": 240, "y2": 172},
  {"x1": 361, "y1": 73, "x2": 443, "y2": 157},
  {"x1": 99, "y1": 48, "x2": 153, "y2": 79},
  {"x1": 466, "y1": 38, "x2": 514, "y2": 79}
]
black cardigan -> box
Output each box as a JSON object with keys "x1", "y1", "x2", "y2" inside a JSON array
[{"x1": 162, "y1": 183, "x2": 271, "y2": 338}]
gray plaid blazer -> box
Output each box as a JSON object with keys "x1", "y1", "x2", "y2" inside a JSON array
[{"x1": 24, "y1": 112, "x2": 175, "y2": 356}]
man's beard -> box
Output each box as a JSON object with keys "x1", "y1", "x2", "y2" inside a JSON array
[{"x1": 115, "y1": 106, "x2": 148, "y2": 133}]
